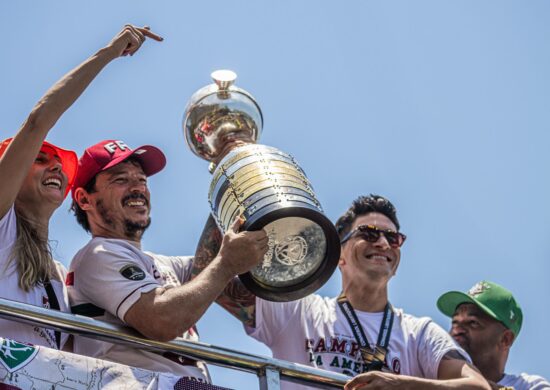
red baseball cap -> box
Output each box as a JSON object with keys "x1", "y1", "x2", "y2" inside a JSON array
[
  {"x1": 0, "y1": 138, "x2": 78, "y2": 198},
  {"x1": 71, "y1": 140, "x2": 166, "y2": 199}
]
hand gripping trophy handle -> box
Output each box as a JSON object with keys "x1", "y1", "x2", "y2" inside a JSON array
[{"x1": 183, "y1": 70, "x2": 340, "y2": 302}]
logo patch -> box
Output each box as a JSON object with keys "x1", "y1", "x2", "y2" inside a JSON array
[
  {"x1": 468, "y1": 281, "x2": 490, "y2": 297},
  {"x1": 103, "y1": 140, "x2": 129, "y2": 154},
  {"x1": 120, "y1": 264, "x2": 146, "y2": 281},
  {"x1": 0, "y1": 338, "x2": 38, "y2": 373}
]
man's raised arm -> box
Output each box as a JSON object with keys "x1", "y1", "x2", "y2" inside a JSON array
[{"x1": 192, "y1": 215, "x2": 258, "y2": 327}]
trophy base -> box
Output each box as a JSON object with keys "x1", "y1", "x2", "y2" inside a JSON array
[{"x1": 238, "y1": 203, "x2": 340, "y2": 302}]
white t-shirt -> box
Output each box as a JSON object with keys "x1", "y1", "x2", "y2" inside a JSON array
[
  {"x1": 67, "y1": 237, "x2": 209, "y2": 382},
  {"x1": 0, "y1": 206, "x2": 69, "y2": 349},
  {"x1": 499, "y1": 373, "x2": 550, "y2": 389},
  {"x1": 247, "y1": 295, "x2": 469, "y2": 390}
]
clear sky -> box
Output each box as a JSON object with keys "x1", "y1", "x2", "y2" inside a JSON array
[{"x1": 1, "y1": 1, "x2": 549, "y2": 388}]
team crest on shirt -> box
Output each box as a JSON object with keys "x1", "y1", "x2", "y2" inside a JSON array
[
  {"x1": 468, "y1": 282, "x2": 490, "y2": 297},
  {"x1": 119, "y1": 264, "x2": 146, "y2": 281},
  {"x1": 0, "y1": 338, "x2": 38, "y2": 372}
]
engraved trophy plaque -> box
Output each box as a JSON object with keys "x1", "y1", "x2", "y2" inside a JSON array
[{"x1": 183, "y1": 70, "x2": 340, "y2": 301}]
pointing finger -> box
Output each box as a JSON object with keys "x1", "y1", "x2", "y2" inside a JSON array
[{"x1": 137, "y1": 27, "x2": 163, "y2": 41}]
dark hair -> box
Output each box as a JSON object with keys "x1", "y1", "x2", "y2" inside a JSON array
[
  {"x1": 71, "y1": 156, "x2": 144, "y2": 232},
  {"x1": 335, "y1": 194, "x2": 400, "y2": 240},
  {"x1": 70, "y1": 175, "x2": 97, "y2": 232}
]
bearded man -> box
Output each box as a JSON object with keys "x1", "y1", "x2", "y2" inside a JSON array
[{"x1": 68, "y1": 139, "x2": 267, "y2": 383}]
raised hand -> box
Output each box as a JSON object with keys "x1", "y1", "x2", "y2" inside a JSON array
[
  {"x1": 107, "y1": 24, "x2": 163, "y2": 57},
  {"x1": 218, "y1": 216, "x2": 269, "y2": 277}
]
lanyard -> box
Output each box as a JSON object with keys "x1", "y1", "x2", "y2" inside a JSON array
[
  {"x1": 43, "y1": 279, "x2": 61, "y2": 349},
  {"x1": 337, "y1": 293, "x2": 394, "y2": 372}
]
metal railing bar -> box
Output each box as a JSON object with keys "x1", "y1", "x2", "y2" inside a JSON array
[{"x1": 0, "y1": 298, "x2": 348, "y2": 388}]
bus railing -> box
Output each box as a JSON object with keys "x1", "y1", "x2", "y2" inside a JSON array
[{"x1": 0, "y1": 297, "x2": 348, "y2": 389}]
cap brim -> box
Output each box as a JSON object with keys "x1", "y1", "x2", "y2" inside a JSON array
[
  {"x1": 437, "y1": 291, "x2": 502, "y2": 324},
  {"x1": 101, "y1": 145, "x2": 166, "y2": 177},
  {"x1": 0, "y1": 138, "x2": 77, "y2": 199},
  {"x1": 42, "y1": 141, "x2": 78, "y2": 198}
]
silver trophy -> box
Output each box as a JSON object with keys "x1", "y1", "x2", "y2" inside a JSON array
[{"x1": 183, "y1": 70, "x2": 340, "y2": 302}]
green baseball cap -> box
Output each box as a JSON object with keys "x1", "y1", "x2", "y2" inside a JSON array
[{"x1": 437, "y1": 280, "x2": 523, "y2": 337}]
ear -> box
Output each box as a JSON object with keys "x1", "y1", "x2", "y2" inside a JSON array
[
  {"x1": 338, "y1": 255, "x2": 346, "y2": 268},
  {"x1": 74, "y1": 188, "x2": 94, "y2": 211},
  {"x1": 500, "y1": 329, "x2": 515, "y2": 350}
]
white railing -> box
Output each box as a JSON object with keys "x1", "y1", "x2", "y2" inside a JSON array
[{"x1": 0, "y1": 298, "x2": 348, "y2": 389}]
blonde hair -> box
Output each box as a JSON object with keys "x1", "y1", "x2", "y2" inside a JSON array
[{"x1": 7, "y1": 208, "x2": 57, "y2": 291}]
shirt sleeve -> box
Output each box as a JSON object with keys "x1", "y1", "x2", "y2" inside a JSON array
[
  {"x1": 529, "y1": 377, "x2": 550, "y2": 390},
  {"x1": 417, "y1": 319, "x2": 471, "y2": 379},
  {"x1": 245, "y1": 297, "x2": 304, "y2": 347},
  {"x1": 169, "y1": 255, "x2": 194, "y2": 284},
  {"x1": 74, "y1": 240, "x2": 160, "y2": 321},
  {"x1": 0, "y1": 206, "x2": 17, "y2": 254}
]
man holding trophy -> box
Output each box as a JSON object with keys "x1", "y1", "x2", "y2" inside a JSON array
[
  {"x1": 67, "y1": 62, "x2": 269, "y2": 384},
  {"x1": 186, "y1": 72, "x2": 490, "y2": 390}
]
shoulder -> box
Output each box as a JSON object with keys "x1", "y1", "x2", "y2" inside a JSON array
[
  {"x1": 397, "y1": 309, "x2": 468, "y2": 354},
  {"x1": 53, "y1": 260, "x2": 68, "y2": 279},
  {"x1": 71, "y1": 238, "x2": 141, "y2": 267},
  {"x1": 0, "y1": 205, "x2": 17, "y2": 248},
  {"x1": 501, "y1": 373, "x2": 550, "y2": 388},
  {"x1": 259, "y1": 293, "x2": 333, "y2": 320},
  {"x1": 144, "y1": 252, "x2": 193, "y2": 281},
  {"x1": 394, "y1": 309, "x2": 435, "y2": 333},
  {"x1": 0, "y1": 205, "x2": 16, "y2": 223},
  {"x1": 145, "y1": 252, "x2": 193, "y2": 268},
  {"x1": 306, "y1": 294, "x2": 334, "y2": 310}
]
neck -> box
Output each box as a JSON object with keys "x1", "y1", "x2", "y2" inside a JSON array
[
  {"x1": 14, "y1": 203, "x2": 50, "y2": 238},
  {"x1": 90, "y1": 227, "x2": 142, "y2": 249},
  {"x1": 341, "y1": 278, "x2": 389, "y2": 312},
  {"x1": 474, "y1": 353, "x2": 507, "y2": 384}
]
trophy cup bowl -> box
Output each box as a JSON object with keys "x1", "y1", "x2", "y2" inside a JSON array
[{"x1": 183, "y1": 70, "x2": 340, "y2": 302}]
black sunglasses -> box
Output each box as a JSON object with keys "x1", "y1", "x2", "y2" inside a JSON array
[{"x1": 340, "y1": 224, "x2": 406, "y2": 248}]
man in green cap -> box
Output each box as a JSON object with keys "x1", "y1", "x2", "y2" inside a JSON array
[{"x1": 437, "y1": 281, "x2": 549, "y2": 390}]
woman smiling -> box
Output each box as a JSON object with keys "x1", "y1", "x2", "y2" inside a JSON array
[{"x1": 0, "y1": 24, "x2": 162, "y2": 349}]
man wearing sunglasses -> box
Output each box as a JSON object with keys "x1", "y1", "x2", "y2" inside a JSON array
[{"x1": 194, "y1": 194, "x2": 490, "y2": 389}]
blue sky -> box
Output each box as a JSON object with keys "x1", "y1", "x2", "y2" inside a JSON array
[{"x1": 1, "y1": 1, "x2": 549, "y2": 387}]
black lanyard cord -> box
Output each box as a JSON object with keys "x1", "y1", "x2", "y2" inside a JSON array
[
  {"x1": 43, "y1": 278, "x2": 61, "y2": 349},
  {"x1": 337, "y1": 293, "x2": 394, "y2": 371}
]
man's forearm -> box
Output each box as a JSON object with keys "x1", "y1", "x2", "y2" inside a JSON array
[
  {"x1": 400, "y1": 376, "x2": 490, "y2": 390},
  {"x1": 126, "y1": 253, "x2": 237, "y2": 341},
  {"x1": 192, "y1": 214, "x2": 222, "y2": 277},
  {"x1": 193, "y1": 215, "x2": 257, "y2": 326},
  {"x1": 217, "y1": 277, "x2": 256, "y2": 327},
  {"x1": 162, "y1": 255, "x2": 236, "y2": 325},
  {"x1": 344, "y1": 372, "x2": 490, "y2": 390},
  {"x1": 345, "y1": 355, "x2": 491, "y2": 390}
]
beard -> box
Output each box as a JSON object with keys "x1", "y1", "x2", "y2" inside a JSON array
[
  {"x1": 124, "y1": 217, "x2": 151, "y2": 239},
  {"x1": 96, "y1": 197, "x2": 151, "y2": 241}
]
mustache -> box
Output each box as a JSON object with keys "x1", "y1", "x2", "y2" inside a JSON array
[{"x1": 122, "y1": 193, "x2": 149, "y2": 206}]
